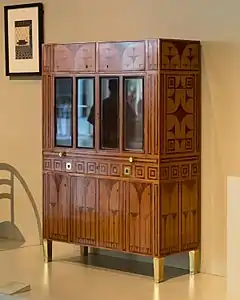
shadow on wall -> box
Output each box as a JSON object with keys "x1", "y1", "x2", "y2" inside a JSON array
[{"x1": 0, "y1": 163, "x2": 42, "y2": 250}]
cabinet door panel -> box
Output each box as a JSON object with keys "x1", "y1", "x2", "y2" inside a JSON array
[
  {"x1": 160, "y1": 182, "x2": 179, "y2": 256},
  {"x1": 181, "y1": 179, "x2": 199, "y2": 250},
  {"x1": 54, "y1": 43, "x2": 96, "y2": 72},
  {"x1": 54, "y1": 44, "x2": 74, "y2": 71},
  {"x1": 98, "y1": 41, "x2": 145, "y2": 72},
  {"x1": 71, "y1": 176, "x2": 97, "y2": 245},
  {"x1": 43, "y1": 173, "x2": 70, "y2": 242},
  {"x1": 74, "y1": 43, "x2": 96, "y2": 72},
  {"x1": 98, "y1": 179, "x2": 123, "y2": 250},
  {"x1": 126, "y1": 182, "x2": 153, "y2": 255}
]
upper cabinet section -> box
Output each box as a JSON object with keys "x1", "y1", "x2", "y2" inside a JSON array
[
  {"x1": 98, "y1": 41, "x2": 145, "y2": 72},
  {"x1": 43, "y1": 39, "x2": 200, "y2": 74},
  {"x1": 53, "y1": 43, "x2": 96, "y2": 72},
  {"x1": 43, "y1": 40, "x2": 160, "y2": 73}
]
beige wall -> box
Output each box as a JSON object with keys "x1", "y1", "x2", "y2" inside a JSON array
[{"x1": 1, "y1": 0, "x2": 239, "y2": 277}]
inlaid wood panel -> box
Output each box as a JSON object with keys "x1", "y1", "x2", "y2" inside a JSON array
[
  {"x1": 53, "y1": 43, "x2": 96, "y2": 72},
  {"x1": 52, "y1": 158, "x2": 75, "y2": 173},
  {"x1": 160, "y1": 40, "x2": 200, "y2": 71},
  {"x1": 160, "y1": 160, "x2": 200, "y2": 181},
  {"x1": 160, "y1": 73, "x2": 199, "y2": 156},
  {"x1": 42, "y1": 74, "x2": 52, "y2": 150},
  {"x1": 153, "y1": 184, "x2": 160, "y2": 257},
  {"x1": 160, "y1": 39, "x2": 201, "y2": 160},
  {"x1": 42, "y1": 44, "x2": 54, "y2": 73},
  {"x1": 43, "y1": 155, "x2": 159, "y2": 181},
  {"x1": 126, "y1": 181, "x2": 153, "y2": 255},
  {"x1": 181, "y1": 179, "x2": 200, "y2": 250},
  {"x1": 98, "y1": 179, "x2": 123, "y2": 250},
  {"x1": 147, "y1": 39, "x2": 158, "y2": 70},
  {"x1": 98, "y1": 41, "x2": 145, "y2": 71},
  {"x1": 71, "y1": 176, "x2": 97, "y2": 245},
  {"x1": 159, "y1": 181, "x2": 179, "y2": 256},
  {"x1": 147, "y1": 74, "x2": 159, "y2": 155},
  {"x1": 43, "y1": 173, "x2": 70, "y2": 242}
]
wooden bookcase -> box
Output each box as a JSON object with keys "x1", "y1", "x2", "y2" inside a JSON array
[{"x1": 42, "y1": 39, "x2": 201, "y2": 282}]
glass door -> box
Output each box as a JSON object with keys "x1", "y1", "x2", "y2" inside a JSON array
[
  {"x1": 76, "y1": 77, "x2": 95, "y2": 149},
  {"x1": 54, "y1": 77, "x2": 73, "y2": 148},
  {"x1": 53, "y1": 75, "x2": 145, "y2": 153},
  {"x1": 97, "y1": 76, "x2": 144, "y2": 153},
  {"x1": 99, "y1": 77, "x2": 120, "y2": 150},
  {"x1": 123, "y1": 76, "x2": 144, "y2": 152}
]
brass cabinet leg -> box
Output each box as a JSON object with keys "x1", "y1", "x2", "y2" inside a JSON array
[
  {"x1": 43, "y1": 240, "x2": 52, "y2": 263},
  {"x1": 80, "y1": 246, "x2": 88, "y2": 257},
  {"x1": 189, "y1": 249, "x2": 200, "y2": 275},
  {"x1": 153, "y1": 257, "x2": 164, "y2": 283},
  {"x1": 88, "y1": 247, "x2": 97, "y2": 254}
]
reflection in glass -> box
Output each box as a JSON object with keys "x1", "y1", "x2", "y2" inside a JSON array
[
  {"x1": 77, "y1": 78, "x2": 95, "y2": 148},
  {"x1": 55, "y1": 77, "x2": 73, "y2": 147},
  {"x1": 99, "y1": 77, "x2": 119, "y2": 149},
  {"x1": 124, "y1": 77, "x2": 144, "y2": 151}
]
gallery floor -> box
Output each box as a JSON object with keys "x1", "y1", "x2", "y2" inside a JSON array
[{"x1": 0, "y1": 243, "x2": 228, "y2": 300}]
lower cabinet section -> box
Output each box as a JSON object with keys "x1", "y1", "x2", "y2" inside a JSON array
[{"x1": 43, "y1": 172, "x2": 200, "y2": 257}]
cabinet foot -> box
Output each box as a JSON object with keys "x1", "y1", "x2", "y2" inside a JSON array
[
  {"x1": 88, "y1": 247, "x2": 97, "y2": 254},
  {"x1": 80, "y1": 246, "x2": 88, "y2": 257},
  {"x1": 189, "y1": 249, "x2": 200, "y2": 275},
  {"x1": 153, "y1": 257, "x2": 164, "y2": 283},
  {"x1": 43, "y1": 239, "x2": 52, "y2": 263}
]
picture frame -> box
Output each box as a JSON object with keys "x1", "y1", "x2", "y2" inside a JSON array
[{"x1": 4, "y1": 3, "x2": 44, "y2": 76}]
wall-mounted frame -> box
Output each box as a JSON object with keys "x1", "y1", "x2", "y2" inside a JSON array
[{"x1": 4, "y1": 3, "x2": 44, "y2": 76}]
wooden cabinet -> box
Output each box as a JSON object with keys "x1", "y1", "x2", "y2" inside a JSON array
[{"x1": 42, "y1": 38, "x2": 201, "y2": 282}]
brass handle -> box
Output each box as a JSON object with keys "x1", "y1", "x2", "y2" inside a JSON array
[
  {"x1": 129, "y1": 157, "x2": 134, "y2": 163},
  {"x1": 58, "y1": 151, "x2": 67, "y2": 158}
]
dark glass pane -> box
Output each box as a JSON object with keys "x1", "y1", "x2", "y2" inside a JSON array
[
  {"x1": 77, "y1": 78, "x2": 95, "y2": 148},
  {"x1": 124, "y1": 77, "x2": 144, "y2": 151},
  {"x1": 100, "y1": 77, "x2": 119, "y2": 149},
  {"x1": 55, "y1": 77, "x2": 73, "y2": 147}
]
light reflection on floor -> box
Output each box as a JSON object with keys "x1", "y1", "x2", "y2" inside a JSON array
[{"x1": 0, "y1": 243, "x2": 229, "y2": 300}]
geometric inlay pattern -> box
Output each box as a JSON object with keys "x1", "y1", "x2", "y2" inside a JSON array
[{"x1": 162, "y1": 74, "x2": 197, "y2": 154}]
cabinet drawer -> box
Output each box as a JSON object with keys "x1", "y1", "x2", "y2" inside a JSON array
[
  {"x1": 52, "y1": 158, "x2": 75, "y2": 173},
  {"x1": 98, "y1": 41, "x2": 145, "y2": 72},
  {"x1": 122, "y1": 163, "x2": 158, "y2": 181},
  {"x1": 54, "y1": 43, "x2": 96, "y2": 72}
]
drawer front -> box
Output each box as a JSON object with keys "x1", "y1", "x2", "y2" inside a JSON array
[
  {"x1": 43, "y1": 156, "x2": 74, "y2": 173},
  {"x1": 43, "y1": 154, "x2": 158, "y2": 182},
  {"x1": 54, "y1": 43, "x2": 96, "y2": 72},
  {"x1": 98, "y1": 41, "x2": 145, "y2": 72}
]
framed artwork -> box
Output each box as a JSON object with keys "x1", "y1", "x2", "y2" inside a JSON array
[{"x1": 4, "y1": 3, "x2": 44, "y2": 76}]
